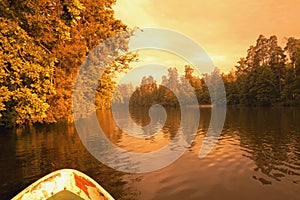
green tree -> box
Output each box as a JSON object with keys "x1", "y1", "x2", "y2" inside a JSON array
[
  {"x1": 234, "y1": 35, "x2": 287, "y2": 106},
  {"x1": 253, "y1": 66, "x2": 277, "y2": 106},
  {"x1": 285, "y1": 37, "x2": 300, "y2": 76},
  {"x1": 236, "y1": 66, "x2": 277, "y2": 106},
  {"x1": 284, "y1": 37, "x2": 300, "y2": 104},
  {"x1": 281, "y1": 65, "x2": 296, "y2": 105},
  {"x1": 222, "y1": 70, "x2": 239, "y2": 105}
]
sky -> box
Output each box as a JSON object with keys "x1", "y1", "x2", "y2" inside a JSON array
[{"x1": 113, "y1": 0, "x2": 300, "y2": 77}]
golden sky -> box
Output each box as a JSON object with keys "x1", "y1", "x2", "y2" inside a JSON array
[{"x1": 113, "y1": 0, "x2": 300, "y2": 73}]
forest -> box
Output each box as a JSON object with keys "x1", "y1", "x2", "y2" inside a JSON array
[
  {"x1": 0, "y1": 0, "x2": 136, "y2": 127},
  {"x1": 1, "y1": 0, "x2": 300, "y2": 127},
  {"x1": 115, "y1": 35, "x2": 300, "y2": 108}
]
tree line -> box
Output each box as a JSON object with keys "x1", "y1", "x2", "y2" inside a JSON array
[
  {"x1": 113, "y1": 66, "x2": 221, "y2": 107},
  {"x1": 225, "y1": 35, "x2": 300, "y2": 106},
  {"x1": 114, "y1": 35, "x2": 300, "y2": 107},
  {"x1": 1, "y1": 0, "x2": 300, "y2": 127}
]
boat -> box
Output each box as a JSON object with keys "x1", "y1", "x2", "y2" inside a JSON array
[{"x1": 12, "y1": 169, "x2": 115, "y2": 200}]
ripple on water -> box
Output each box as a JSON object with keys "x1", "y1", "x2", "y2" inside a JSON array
[{"x1": 2, "y1": 108, "x2": 300, "y2": 200}]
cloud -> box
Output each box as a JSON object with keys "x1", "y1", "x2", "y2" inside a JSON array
[
  {"x1": 113, "y1": 0, "x2": 157, "y2": 27},
  {"x1": 114, "y1": 0, "x2": 300, "y2": 72}
]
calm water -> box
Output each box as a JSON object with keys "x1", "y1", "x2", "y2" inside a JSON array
[{"x1": 0, "y1": 107, "x2": 300, "y2": 200}]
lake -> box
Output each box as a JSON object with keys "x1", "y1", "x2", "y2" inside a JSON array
[{"x1": 0, "y1": 107, "x2": 299, "y2": 200}]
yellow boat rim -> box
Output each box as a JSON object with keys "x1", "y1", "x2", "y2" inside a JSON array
[{"x1": 12, "y1": 169, "x2": 115, "y2": 200}]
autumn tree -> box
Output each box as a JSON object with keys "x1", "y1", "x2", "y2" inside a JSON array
[
  {"x1": 130, "y1": 66, "x2": 214, "y2": 107},
  {"x1": 164, "y1": 68, "x2": 179, "y2": 106},
  {"x1": 0, "y1": 0, "x2": 137, "y2": 126},
  {"x1": 112, "y1": 83, "x2": 134, "y2": 104},
  {"x1": 0, "y1": 17, "x2": 55, "y2": 126},
  {"x1": 129, "y1": 76, "x2": 158, "y2": 106}
]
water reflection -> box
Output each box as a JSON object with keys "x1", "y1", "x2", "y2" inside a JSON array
[
  {"x1": 226, "y1": 107, "x2": 300, "y2": 185},
  {"x1": 0, "y1": 107, "x2": 299, "y2": 199},
  {"x1": 0, "y1": 124, "x2": 141, "y2": 200}
]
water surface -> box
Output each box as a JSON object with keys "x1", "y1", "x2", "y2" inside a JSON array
[{"x1": 0, "y1": 107, "x2": 299, "y2": 200}]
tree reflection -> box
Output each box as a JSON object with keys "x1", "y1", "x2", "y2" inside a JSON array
[
  {"x1": 0, "y1": 123, "x2": 140, "y2": 200},
  {"x1": 226, "y1": 107, "x2": 300, "y2": 185}
]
